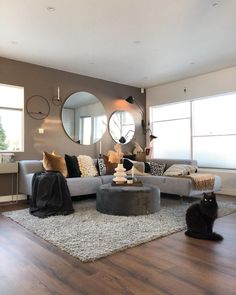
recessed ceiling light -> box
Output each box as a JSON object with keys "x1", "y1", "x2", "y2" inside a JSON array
[
  {"x1": 211, "y1": 0, "x2": 220, "y2": 6},
  {"x1": 47, "y1": 6, "x2": 56, "y2": 12}
]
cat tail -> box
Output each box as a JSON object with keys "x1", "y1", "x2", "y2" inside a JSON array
[{"x1": 185, "y1": 230, "x2": 223, "y2": 241}]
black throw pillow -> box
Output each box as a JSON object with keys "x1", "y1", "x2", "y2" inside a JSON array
[
  {"x1": 144, "y1": 162, "x2": 151, "y2": 173},
  {"x1": 123, "y1": 158, "x2": 133, "y2": 171},
  {"x1": 65, "y1": 154, "x2": 81, "y2": 178},
  {"x1": 123, "y1": 154, "x2": 136, "y2": 161}
]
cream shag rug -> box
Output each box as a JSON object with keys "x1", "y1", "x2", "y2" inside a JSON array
[{"x1": 3, "y1": 198, "x2": 236, "y2": 262}]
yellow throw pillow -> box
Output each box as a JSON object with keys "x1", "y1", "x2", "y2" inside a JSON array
[
  {"x1": 43, "y1": 151, "x2": 68, "y2": 177},
  {"x1": 77, "y1": 155, "x2": 98, "y2": 177}
]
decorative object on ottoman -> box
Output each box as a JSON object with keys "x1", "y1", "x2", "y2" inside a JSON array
[
  {"x1": 96, "y1": 183, "x2": 160, "y2": 216},
  {"x1": 113, "y1": 163, "x2": 127, "y2": 184}
]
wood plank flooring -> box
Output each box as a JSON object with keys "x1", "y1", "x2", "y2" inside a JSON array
[{"x1": 0, "y1": 196, "x2": 236, "y2": 295}]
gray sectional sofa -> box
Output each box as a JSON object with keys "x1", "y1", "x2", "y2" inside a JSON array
[{"x1": 19, "y1": 158, "x2": 222, "y2": 198}]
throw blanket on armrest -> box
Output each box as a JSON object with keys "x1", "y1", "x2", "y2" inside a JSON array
[
  {"x1": 30, "y1": 171, "x2": 74, "y2": 218},
  {"x1": 182, "y1": 173, "x2": 215, "y2": 190}
]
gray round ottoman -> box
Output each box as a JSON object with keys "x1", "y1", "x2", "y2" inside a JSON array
[{"x1": 96, "y1": 184, "x2": 160, "y2": 216}]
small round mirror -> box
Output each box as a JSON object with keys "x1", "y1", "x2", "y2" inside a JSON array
[
  {"x1": 61, "y1": 91, "x2": 107, "y2": 145},
  {"x1": 109, "y1": 111, "x2": 135, "y2": 144}
]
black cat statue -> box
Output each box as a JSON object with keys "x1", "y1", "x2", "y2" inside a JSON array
[{"x1": 185, "y1": 192, "x2": 223, "y2": 241}]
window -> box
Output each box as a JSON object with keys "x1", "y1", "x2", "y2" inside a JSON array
[
  {"x1": 150, "y1": 92, "x2": 236, "y2": 169},
  {"x1": 192, "y1": 93, "x2": 236, "y2": 169},
  {"x1": 151, "y1": 102, "x2": 191, "y2": 159},
  {"x1": 93, "y1": 115, "x2": 107, "y2": 142},
  {"x1": 0, "y1": 84, "x2": 24, "y2": 152},
  {"x1": 80, "y1": 116, "x2": 92, "y2": 145}
]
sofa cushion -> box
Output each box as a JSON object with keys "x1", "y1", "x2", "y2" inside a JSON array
[
  {"x1": 65, "y1": 154, "x2": 81, "y2": 178},
  {"x1": 103, "y1": 155, "x2": 117, "y2": 175},
  {"x1": 150, "y1": 162, "x2": 166, "y2": 176},
  {"x1": 77, "y1": 155, "x2": 98, "y2": 177},
  {"x1": 123, "y1": 158, "x2": 133, "y2": 171},
  {"x1": 123, "y1": 154, "x2": 136, "y2": 161},
  {"x1": 43, "y1": 151, "x2": 68, "y2": 177},
  {"x1": 97, "y1": 158, "x2": 106, "y2": 176},
  {"x1": 164, "y1": 164, "x2": 198, "y2": 176},
  {"x1": 144, "y1": 162, "x2": 151, "y2": 173}
]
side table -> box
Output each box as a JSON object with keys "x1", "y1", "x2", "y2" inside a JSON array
[{"x1": 0, "y1": 162, "x2": 18, "y2": 202}]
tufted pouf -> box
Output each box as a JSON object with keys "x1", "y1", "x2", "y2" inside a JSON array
[{"x1": 96, "y1": 183, "x2": 160, "y2": 216}]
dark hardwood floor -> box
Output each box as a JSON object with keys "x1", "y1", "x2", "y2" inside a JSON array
[{"x1": 0, "y1": 195, "x2": 236, "y2": 295}]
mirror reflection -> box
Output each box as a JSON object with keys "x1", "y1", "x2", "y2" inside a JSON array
[
  {"x1": 62, "y1": 91, "x2": 107, "y2": 145},
  {"x1": 109, "y1": 111, "x2": 135, "y2": 144}
]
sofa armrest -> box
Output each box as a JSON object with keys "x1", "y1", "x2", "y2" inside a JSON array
[{"x1": 19, "y1": 160, "x2": 43, "y2": 195}]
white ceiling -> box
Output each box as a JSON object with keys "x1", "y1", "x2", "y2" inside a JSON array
[{"x1": 0, "y1": 0, "x2": 236, "y2": 88}]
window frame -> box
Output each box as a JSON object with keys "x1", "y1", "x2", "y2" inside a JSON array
[
  {"x1": 0, "y1": 83, "x2": 24, "y2": 153},
  {"x1": 150, "y1": 92, "x2": 236, "y2": 170}
]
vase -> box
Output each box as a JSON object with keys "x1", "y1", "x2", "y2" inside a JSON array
[{"x1": 113, "y1": 163, "x2": 127, "y2": 184}]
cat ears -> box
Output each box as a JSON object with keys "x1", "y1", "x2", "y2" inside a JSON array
[{"x1": 203, "y1": 192, "x2": 216, "y2": 198}]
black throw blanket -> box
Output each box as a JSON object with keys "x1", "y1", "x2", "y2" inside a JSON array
[{"x1": 30, "y1": 171, "x2": 74, "y2": 218}]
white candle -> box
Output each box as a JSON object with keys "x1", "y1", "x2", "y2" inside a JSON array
[
  {"x1": 131, "y1": 166, "x2": 134, "y2": 178},
  {"x1": 99, "y1": 141, "x2": 102, "y2": 155},
  {"x1": 57, "y1": 86, "x2": 60, "y2": 100}
]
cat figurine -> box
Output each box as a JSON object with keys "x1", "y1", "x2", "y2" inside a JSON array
[{"x1": 185, "y1": 192, "x2": 223, "y2": 241}]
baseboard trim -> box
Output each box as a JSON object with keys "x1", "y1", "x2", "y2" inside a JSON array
[
  {"x1": 0, "y1": 194, "x2": 27, "y2": 203},
  {"x1": 218, "y1": 189, "x2": 236, "y2": 197}
]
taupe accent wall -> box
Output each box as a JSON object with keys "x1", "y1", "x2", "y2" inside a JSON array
[{"x1": 0, "y1": 57, "x2": 145, "y2": 195}]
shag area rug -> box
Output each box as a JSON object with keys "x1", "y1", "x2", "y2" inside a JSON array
[{"x1": 3, "y1": 198, "x2": 236, "y2": 262}]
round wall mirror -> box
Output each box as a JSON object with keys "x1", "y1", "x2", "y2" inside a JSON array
[
  {"x1": 61, "y1": 91, "x2": 107, "y2": 145},
  {"x1": 109, "y1": 111, "x2": 135, "y2": 144}
]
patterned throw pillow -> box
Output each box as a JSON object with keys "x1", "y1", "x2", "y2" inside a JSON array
[
  {"x1": 150, "y1": 162, "x2": 166, "y2": 176},
  {"x1": 77, "y1": 155, "x2": 98, "y2": 177},
  {"x1": 97, "y1": 158, "x2": 106, "y2": 176},
  {"x1": 164, "y1": 164, "x2": 198, "y2": 176},
  {"x1": 43, "y1": 151, "x2": 68, "y2": 177}
]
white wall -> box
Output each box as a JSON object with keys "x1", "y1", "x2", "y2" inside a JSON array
[{"x1": 146, "y1": 66, "x2": 236, "y2": 196}]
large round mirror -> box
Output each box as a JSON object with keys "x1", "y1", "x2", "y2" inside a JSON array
[
  {"x1": 61, "y1": 91, "x2": 107, "y2": 145},
  {"x1": 109, "y1": 111, "x2": 135, "y2": 144}
]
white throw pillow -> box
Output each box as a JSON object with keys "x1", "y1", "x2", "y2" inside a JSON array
[
  {"x1": 77, "y1": 155, "x2": 98, "y2": 177},
  {"x1": 164, "y1": 164, "x2": 197, "y2": 176}
]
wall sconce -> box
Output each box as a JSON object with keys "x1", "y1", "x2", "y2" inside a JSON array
[
  {"x1": 125, "y1": 96, "x2": 145, "y2": 130},
  {"x1": 119, "y1": 130, "x2": 135, "y2": 144},
  {"x1": 144, "y1": 128, "x2": 157, "y2": 142},
  {"x1": 52, "y1": 86, "x2": 62, "y2": 106},
  {"x1": 125, "y1": 96, "x2": 157, "y2": 140}
]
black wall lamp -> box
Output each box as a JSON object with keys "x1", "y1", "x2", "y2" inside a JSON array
[
  {"x1": 125, "y1": 96, "x2": 145, "y2": 130},
  {"x1": 144, "y1": 128, "x2": 157, "y2": 142},
  {"x1": 125, "y1": 96, "x2": 157, "y2": 141}
]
